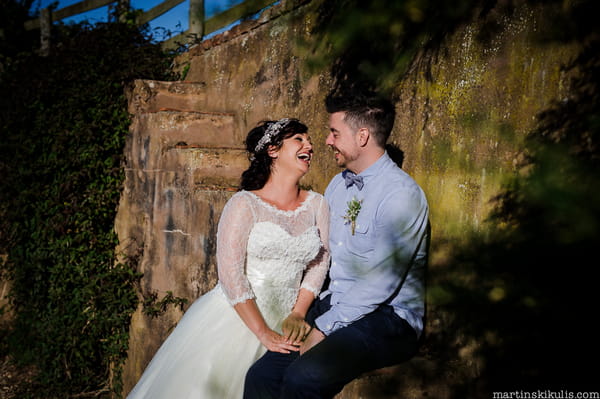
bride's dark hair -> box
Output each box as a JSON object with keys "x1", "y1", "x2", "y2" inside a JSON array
[{"x1": 240, "y1": 118, "x2": 308, "y2": 191}]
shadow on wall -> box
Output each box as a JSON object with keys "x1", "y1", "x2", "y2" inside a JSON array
[
  {"x1": 421, "y1": 32, "x2": 600, "y2": 395},
  {"x1": 311, "y1": 0, "x2": 600, "y2": 395}
]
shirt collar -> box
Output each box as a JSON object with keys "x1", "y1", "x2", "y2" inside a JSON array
[{"x1": 345, "y1": 151, "x2": 391, "y2": 180}]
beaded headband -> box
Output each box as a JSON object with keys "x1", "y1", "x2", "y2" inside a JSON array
[{"x1": 254, "y1": 118, "x2": 292, "y2": 152}]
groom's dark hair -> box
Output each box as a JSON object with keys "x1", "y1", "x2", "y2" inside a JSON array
[{"x1": 325, "y1": 87, "x2": 395, "y2": 147}]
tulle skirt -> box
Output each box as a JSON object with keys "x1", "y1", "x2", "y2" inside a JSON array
[{"x1": 127, "y1": 285, "x2": 266, "y2": 399}]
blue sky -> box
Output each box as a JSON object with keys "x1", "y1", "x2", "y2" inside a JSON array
[{"x1": 29, "y1": 0, "x2": 247, "y2": 40}]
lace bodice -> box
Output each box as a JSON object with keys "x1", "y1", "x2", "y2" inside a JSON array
[{"x1": 216, "y1": 190, "x2": 330, "y2": 326}]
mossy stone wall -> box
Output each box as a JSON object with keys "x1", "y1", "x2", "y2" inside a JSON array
[{"x1": 182, "y1": 0, "x2": 577, "y2": 247}]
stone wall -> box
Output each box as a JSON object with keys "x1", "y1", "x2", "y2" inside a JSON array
[
  {"x1": 117, "y1": 81, "x2": 249, "y2": 392},
  {"x1": 118, "y1": 0, "x2": 580, "y2": 396}
]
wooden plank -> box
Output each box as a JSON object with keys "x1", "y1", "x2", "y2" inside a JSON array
[
  {"x1": 25, "y1": 17, "x2": 40, "y2": 31},
  {"x1": 204, "y1": 0, "x2": 275, "y2": 34},
  {"x1": 161, "y1": 31, "x2": 187, "y2": 50},
  {"x1": 25, "y1": 0, "x2": 115, "y2": 30},
  {"x1": 53, "y1": 0, "x2": 115, "y2": 21},
  {"x1": 160, "y1": 0, "x2": 276, "y2": 49},
  {"x1": 136, "y1": 0, "x2": 186, "y2": 26},
  {"x1": 25, "y1": 0, "x2": 277, "y2": 44}
]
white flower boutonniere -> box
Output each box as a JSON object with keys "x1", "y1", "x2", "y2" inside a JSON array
[{"x1": 343, "y1": 197, "x2": 362, "y2": 235}]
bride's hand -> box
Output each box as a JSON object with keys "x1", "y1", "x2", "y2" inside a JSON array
[
  {"x1": 282, "y1": 311, "x2": 311, "y2": 345},
  {"x1": 257, "y1": 328, "x2": 300, "y2": 354}
]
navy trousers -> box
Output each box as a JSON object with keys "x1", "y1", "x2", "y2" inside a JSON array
[{"x1": 244, "y1": 295, "x2": 419, "y2": 399}]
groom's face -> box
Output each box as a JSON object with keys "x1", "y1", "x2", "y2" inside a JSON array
[{"x1": 326, "y1": 111, "x2": 360, "y2": 169}]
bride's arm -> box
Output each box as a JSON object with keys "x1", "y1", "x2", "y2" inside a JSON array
[
  {"x1": 283, "y1": 195, "x2": 332, "y2": 343},
  {"x1": 299, "y1": 195, "x2": 331, "y2": 296},
  {"x1": 234, "y1": 300, "x2": 300, "y2": 353},
  {"x1": 217, "y1": 194, "x2": 297, "y2": 353}
]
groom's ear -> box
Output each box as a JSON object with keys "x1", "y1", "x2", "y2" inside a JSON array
[{"x1": 357, "y1": 128, "x2": 370, "y2": 147}]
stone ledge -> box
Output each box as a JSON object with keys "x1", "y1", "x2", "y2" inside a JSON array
[
  {"x1": 128, "y1": 80, "x2": 208, "y2": 114},
  {"x1": 136, "y1": 110, "x2": 241, "y2": 149},
  {"x1": 334, "y1": 356, "x2": 448, "y2": 399}
]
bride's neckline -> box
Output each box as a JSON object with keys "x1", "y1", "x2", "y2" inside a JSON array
[{"x1": 244, "y1": 190, "x2": 314, "y2": 216}]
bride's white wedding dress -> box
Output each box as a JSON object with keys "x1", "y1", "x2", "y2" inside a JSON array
[{"x1": 127, "y1": 190, "x2": 330, "y2": 399}]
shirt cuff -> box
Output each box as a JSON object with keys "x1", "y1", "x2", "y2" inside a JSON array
[{"x1": 314, "y1": 312, "x2": 348, "y2": 336}]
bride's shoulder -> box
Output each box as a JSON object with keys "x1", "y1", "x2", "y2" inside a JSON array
[
  {"x1": 304, "y1": 190, "x2": 323, "y2": 199},
  {"x1": 303, "y1": 190, "x2": 326, "y2": 205},
  {"x1": 223, "y1": 190, "x2": 255, "y2": 210}
]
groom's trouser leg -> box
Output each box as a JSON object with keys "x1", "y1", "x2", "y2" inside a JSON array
[
  {"x1": 244, "y1": 350, "x2": 299, "y2": 399},
  {"x1": 281, "y1": 305, "x2": 419, "y2": 399}
]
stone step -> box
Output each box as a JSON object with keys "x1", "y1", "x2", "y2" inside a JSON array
[
  {"x1": 128, "y1": 80, "x2": 209, "y2": 115},
  {"x1": 126, "y1": 80, "x2": 247, "y2": 190}
]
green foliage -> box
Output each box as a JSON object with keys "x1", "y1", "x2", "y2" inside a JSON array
[
  {"x1": 142, "y1": 291, "x2": 189, "y2": 319},
  {"x1": 0, "y1": 0, "x2": 38, "y2": 58},
  {"x1": 0, "y1": 18, "x2": 176, "y2": 397}
]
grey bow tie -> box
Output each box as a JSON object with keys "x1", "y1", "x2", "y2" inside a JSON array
[{"x1": 344, "y1": 171, "x2": 364, "y2": 190}]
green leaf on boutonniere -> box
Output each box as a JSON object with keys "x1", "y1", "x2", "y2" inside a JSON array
[{"x1": 343, "y1": 197, "x2": 362, "y2": 235}]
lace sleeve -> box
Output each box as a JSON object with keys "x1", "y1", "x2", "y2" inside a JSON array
[
  {"x1": 300, "y1": 194, "x2": 331, "y2": 296},
  {"x1": 216, "y1": 193, "x2": 256, "y2": 305}
]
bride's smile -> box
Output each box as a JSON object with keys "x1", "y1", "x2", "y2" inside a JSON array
[{"x1": 271, "y1": 133, "x2": 313, "y2": 173}]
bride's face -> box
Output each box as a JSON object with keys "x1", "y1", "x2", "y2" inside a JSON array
[{"x1": 270, "y1": 133, "x2": 313, "y2": 175}]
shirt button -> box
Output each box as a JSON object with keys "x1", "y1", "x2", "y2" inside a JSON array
[
  {"x1": 338, "y1": 241, "x2": 343, "y2": 246},
  {"x1": 333, "y1": 281, "x2": 338, "y2": 286},
  {"x1": 332, "y1": 262, "x2": 336, "y2": 266},
  {"x1": 343, "y1": 317, "x2": 349, "y2": 322},
  {"x1": 327, "y1": 324, "x2": 332, "y2": 329}
]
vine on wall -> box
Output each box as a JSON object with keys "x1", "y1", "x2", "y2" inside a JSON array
[{"x1": 0, "y1": 15, "x2": 177, "y2": 397}]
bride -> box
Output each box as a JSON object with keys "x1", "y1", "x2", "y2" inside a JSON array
[{"x1": 126, "y1": 118, "x2": 330, "y2": 399}]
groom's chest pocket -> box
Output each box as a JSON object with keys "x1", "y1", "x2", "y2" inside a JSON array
[{"x1": 347, "y1": 206, "x2": 375, "y2": 256}]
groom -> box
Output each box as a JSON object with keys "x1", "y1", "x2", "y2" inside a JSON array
[{"x1": 244, "y1": 87, "x2": 430, "y2": 398}]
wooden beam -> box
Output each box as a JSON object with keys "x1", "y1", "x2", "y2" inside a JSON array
[
  {"x1": 161, "y1": 0, "x2": 276, "y2": 49},
  {"x1": 25, "y1": 17, "x2": 40, "y2": 31},
  {"x1": 161, "y1": 31, "x2": 187, "y2": 50},
  {"x1": 25, "y1": 0, "x2": 115, "y2": 30},
  {"x1": 53, "y1": 0, "x2": 115, "y2": 21},
  {"x1": 204, "y1": 0, "x2": 275, "y2": 34},
  {"x1": 136, "y1": 0, "x2": 186, "y2": 26}
]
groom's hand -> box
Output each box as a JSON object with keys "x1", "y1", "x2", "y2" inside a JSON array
[
  {"x1": 299, "y1": 328, "x2": 325, "y2": 355},
  {"x1": 282, "y1": 311, "x2": 311, "y2": 344}
]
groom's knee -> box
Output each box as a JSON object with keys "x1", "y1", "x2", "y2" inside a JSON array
[
  {"x1": 282, "y1": 359, "x2": 328, "y2": 396},
  {"x1": 245, "y1": 352, "x2": 297, "y2": 399},
  {"x1": 244, "y1": 361, "x2": 272, "y2": 398}
]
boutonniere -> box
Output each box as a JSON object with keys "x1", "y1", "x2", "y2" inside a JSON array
[{"x1": 343, "y1": 197, "x2": 362, "y2": 235}]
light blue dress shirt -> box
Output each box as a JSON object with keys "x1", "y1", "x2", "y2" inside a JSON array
[{"x1": 316, "y1": 152, "x2": 429, "y2": 338}]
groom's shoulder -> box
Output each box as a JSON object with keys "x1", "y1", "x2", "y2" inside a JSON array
[
  {"x1": 383, "y1": 161, "x2": 421, "y2": 187},
  {"x1": 376, "y1": 164, "x2": 427, "y2": 205}
]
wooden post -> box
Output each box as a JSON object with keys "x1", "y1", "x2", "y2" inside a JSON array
[
  {"x1": 189, "y1": 0, "x2": 205, "y2": 42},
  {"x1": 117, "y1": 0, "x2": 130, "y2": 22},
  {"x1": 40, "y1": 8, "x2": 51, "y2": 57}
]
